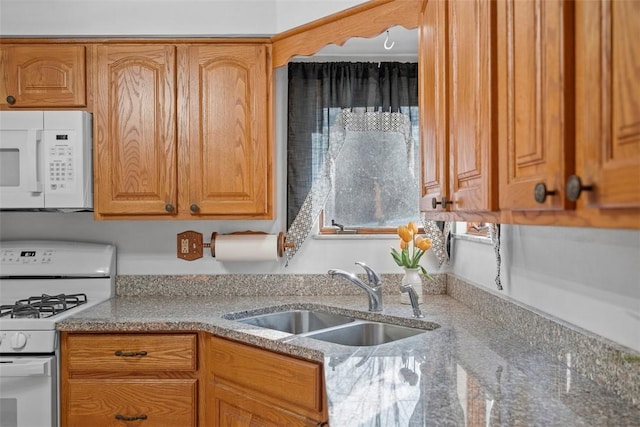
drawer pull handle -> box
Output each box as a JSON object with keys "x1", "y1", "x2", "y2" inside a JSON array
[
  {"x1": 114, "y1": 350, "x2": 148, "y2": 357},
  {"x1": 115, "y1": 414, "x2": 148, "y2": 421}
]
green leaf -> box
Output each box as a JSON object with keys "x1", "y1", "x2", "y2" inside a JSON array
[
  {"x1": 419, "y1": 265, "x2": 434, "y2": 281},
  {"x1": 390, "y1": 249, "x2": 404, "y2": 267}
]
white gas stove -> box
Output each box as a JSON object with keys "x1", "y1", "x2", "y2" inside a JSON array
[
  {"x1": 0, "y1": 240, "x2": 115, "y2": 427},
  {"x1": 0, "y1": 240, "x2": 115, "y2": 353}
]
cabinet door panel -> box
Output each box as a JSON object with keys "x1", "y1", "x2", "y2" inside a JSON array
[
  {"x1": 576, "y1": 0, "x2": 640, "y2": 209},
  {"x1": 94, "y1": 45, "x2": 177, "y2": 217},
  {"x1": 212, "y1": 382, "x2": 319, "y2": 427},
  {"x1": 66, "y1": 379, "x2": 196, "y2": 427},
  {"x1": 1, "y1": 45, "x2": 86, "y2": 108},
  {"x1": 187, "y1": 44, "x2": 271, "y2": 217},
  {"x1": 448, "y1": 0, "x2": 496, "y2": 211},
  {"x1": 419, "y1": 0, "x2": 448, "y2": 211},
  {"x1": 498, "y1": 0, "x2": 574, "y2": 210}
]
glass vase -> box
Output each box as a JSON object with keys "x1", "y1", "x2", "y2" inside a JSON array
[{"x1": 400, "y1": 267, "x2": 423, "y2": 305}]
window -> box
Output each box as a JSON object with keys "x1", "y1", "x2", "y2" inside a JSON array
[
  {"x1": 319, "y1": 107, "x2": 421, "y2": 234},
  {"x1": 286, "y1": 62, "x2": 421, "y2": 236}
]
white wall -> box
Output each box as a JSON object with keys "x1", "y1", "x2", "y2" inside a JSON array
[
  {"x1": 450, "y1": 226, "x2": 640, "y2": 352},
  {"x1": 0, "y1": 0, "x2": 367, "y2": 36}
]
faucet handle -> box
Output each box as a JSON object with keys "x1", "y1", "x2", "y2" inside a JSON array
[{"x1": 355, "y1": 262, "x2": 381, "y2": 287}]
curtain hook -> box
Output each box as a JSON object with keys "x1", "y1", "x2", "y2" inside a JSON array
[{"x1": 384, "y1": 30, "x2": 395, "y2": 50}]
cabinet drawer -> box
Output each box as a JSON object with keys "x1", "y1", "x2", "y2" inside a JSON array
[
  {"x1": 210, "y1": 336, "x2": 322, "y2": 414},
  {"x1": 66, "y1": 334, "x2": 196, "y2": 372},
  {"x1": 66, "y1": 379, "x2": 196, "y2": 427}
]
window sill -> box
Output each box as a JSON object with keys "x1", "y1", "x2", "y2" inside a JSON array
[
  {"x1": 313, "y1": 233, "x2": 398, "y2": 241},
  {"x1": 453, "y1": 233, "x2": 493, "y2": 245}
]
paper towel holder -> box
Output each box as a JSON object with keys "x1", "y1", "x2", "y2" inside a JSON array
[{"x1": 177, "y1": 230, "x2": 294, "y2": 261}]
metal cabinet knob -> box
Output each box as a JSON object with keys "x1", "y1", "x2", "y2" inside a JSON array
[
  {"x1": 534, "y1": 182, "x2": 556, "y2": 204},
  {"x1": 190, "y1": 204, "x2": 199, "y2": 213},
  {"x1": 164, "y1": 203, "x2": 174, "y2": 212},
  {"x1": 431, "y1": 196, "x2": 450, "y2": 209},
  {"x1": 6, "y1": 95, "x2": 16, "y2": 105},
  {"x1": 566, "y1": 175, "x2": 594, "y2": 202}
]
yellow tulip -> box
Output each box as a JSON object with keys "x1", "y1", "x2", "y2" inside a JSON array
[
  {"x1": 400, "y1": 240, "x2": 408, "y2": 250},
  {"x1": 416, "y1": 237, "x2": 432, "y2": 251},
  {"x1": 398, "y1": 225, "x2": 413, "y2": 242},
  {"x1": 407, "y1": 221, "x2": 419, "y2": 234}
]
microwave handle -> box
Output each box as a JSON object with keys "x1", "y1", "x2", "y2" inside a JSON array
[
  {"x1": 0, "y1": 358, "x2": 50, "y2": 377},
  {"x1": 26, "y1": 130, "x2": 43, "y2": 193}
]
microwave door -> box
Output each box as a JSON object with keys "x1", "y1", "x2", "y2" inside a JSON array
[{"x1": 0, "y1": 129, "x2": 45, "y2": 208}]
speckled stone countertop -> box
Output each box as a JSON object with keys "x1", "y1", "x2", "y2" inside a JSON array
[{"x1": 57, "y1": 293, "x2": 640, "y2": 426}]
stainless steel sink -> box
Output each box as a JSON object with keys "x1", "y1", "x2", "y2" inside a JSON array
[
  {"x1": 235, "y1": 310, "x2": 355, "y2": 334},
  {"x1": 305, "y1": 321, "x2": 427, "y2": 346}
]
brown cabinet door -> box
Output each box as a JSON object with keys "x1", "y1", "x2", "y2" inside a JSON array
[
  {"x1": 419, "y1": 0, "x2": 448, "y2": 212},
  {"x1": 212, "y1": 381, "x2": 320, "y2": 427},
  {"x1": 447, "y1": 0, "x2": 497, "y2": 212},
  {"x1": 498, "y1": 0, "x2": 574, "y2": 211},
  {"x1": 575, "y1": 0, "x2": 640, "y2": 210},
  {"x1": 185, "y1": 44, "x2": 272, "y2": 218},
  {"x1": 65, "y1": 379, "x2": 197, "y2": 427},
  {"x1": 94, "y1": 44, "x2": 178, "y2": 217},
  {"x1": 420, "y1": 0, "x2": 497, "y2": 213},
  {"x1": 0, "y1": 44, "x2": 86, "y2": 108}
]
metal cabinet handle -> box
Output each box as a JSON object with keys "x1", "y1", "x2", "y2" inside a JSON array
[
  {"x1": 190, "y1": 204, "x2": 199, "y2": 213},
  {"x1": 6, "y1": 95, "x2": 16, "y2": 105},
  {"x1": 115, "y1": 414, "x2": 148, "y2": 421},
  {"x1": 431, "y1": 196, "x2": 450, "y2": 209},
  {"x1": 164, "y1": 203, "x2": 174, "y2": 212},
  {"x1": 566, "y1": 175, "x2": 594, "y2": 202},
  {"x1": 114, "y1": 350, "x2": 147, "y2": 357},
  {"x1": 534, "y1": 182, "x2": 556, "y2": 204}
]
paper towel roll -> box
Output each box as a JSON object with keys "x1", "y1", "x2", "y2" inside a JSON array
[{"x1": 214, "y1": 234, "x2": 280, "y2": 261}]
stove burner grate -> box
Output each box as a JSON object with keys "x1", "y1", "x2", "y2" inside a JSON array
[{"x1": 0, "y1": 293, "x2": 88, "y2": 319}]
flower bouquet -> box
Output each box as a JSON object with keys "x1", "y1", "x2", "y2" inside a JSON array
[{"x1": 390, "y1": 221, "x2": 433, "y2": 280}]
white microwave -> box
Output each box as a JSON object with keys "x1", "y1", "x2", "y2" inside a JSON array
[{"x1": 0, "y1": 111, "x2": 92, "y2": 210}]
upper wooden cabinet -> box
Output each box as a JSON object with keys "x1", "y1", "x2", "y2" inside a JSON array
[
  {"x1": 94, "y1": 44, "x2": 178, "y2": 217},
  {"x1": 574, "y1": 0, "x2": 640, "y2": 213},
  {"x1": 93, "y1": 42, "x2": 273, "y2": 220},
  {"x1": 498, "y1": 0, "x2": 639, "y2": 228},
  {"x1": 0, "y1": 44, "x2": 87, "y2": 108},
  {"x1": 497, "y1": 0, "x2": 574, "y2": 212},
  {"x1": 186, "y1": 45, "x2": 271, "y2": 217},
  {"x1": 420, "y1": 0, "x2": 498, "y2": 215}
]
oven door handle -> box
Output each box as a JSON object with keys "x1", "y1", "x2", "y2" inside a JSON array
[{"x1": 0, "y1": 359, "x2": 51, "y2": 377}]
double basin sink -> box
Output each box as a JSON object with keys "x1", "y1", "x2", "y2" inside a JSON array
[{"x1": 231, "y1": 309, "x2": 439, "y2": 347}]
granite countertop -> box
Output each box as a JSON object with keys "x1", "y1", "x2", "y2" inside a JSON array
[{"x1": 57, "y1": 293, "x2": 640, "y2": 426}]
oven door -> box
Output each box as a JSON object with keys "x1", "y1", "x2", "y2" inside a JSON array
[
  {"x1": 0, "y1": 356, "x2": 56, "y2": 427},
  {"x1": 0, "y1": 111, "x2": 45, "y2": 208}
]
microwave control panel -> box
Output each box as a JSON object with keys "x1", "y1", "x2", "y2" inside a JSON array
[{"x1": 45, "y1": 130, "x2": 76, "y2": 193}]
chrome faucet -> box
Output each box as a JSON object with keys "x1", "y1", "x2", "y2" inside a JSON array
[
  {"x1": 401, "y1": 284, "x2": 424, "y2": 318},
  {"x1": 328, "y1": 262, "x2": 383, "y2": 312}
]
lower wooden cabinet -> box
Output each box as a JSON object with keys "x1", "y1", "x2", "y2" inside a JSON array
[
  {"x1": 66, "y1": 379, "x2": 197, "y2": 427},
  {"x1": 208, "y1": 336, "x2": 328, "y2": 427},
  {"x1": 61, "y1": 332, "x2": 328, "y2": 427},
  {"x1": 61, "y1": 332, "x2": 201, "y2": 427},
  {"x1": 213, "y1": 381, "x2": 320, "y2": 427}
]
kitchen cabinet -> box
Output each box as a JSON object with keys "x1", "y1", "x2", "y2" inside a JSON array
[
  {"x1": 498, "y1": 0, "x2": 640, "y2": 228},
  {"x1": 60, "y1": 332, "x2": 201, "y2": 427},
  {"x1": 186, "y1": 44, "x2": 271, "y2": 217},
  {"x1": 94, "y1": 44, "x2": 178, "y2": 217},
  {"x1": 0, "y1": 44, "x2": 87, "y2": 108},
  {"x1": 419, "y1": 0, "x2": 499, "y2": 218},
  {"x1": 572, "y1": 0, "x2": 640, "y2": 224},
  {"x1": 497, "y1": 0, "x2": 574, "y2": 212},
  {"x1": 93, "y1": 42, "x2": 273, "y2": 220},
  {"x1": 208, "y1": 336, "x2": 327, "y2": 426}
]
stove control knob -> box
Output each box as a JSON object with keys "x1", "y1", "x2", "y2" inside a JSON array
[{"x1": 11, "y1": 332, "x2": 27, "y2": 350}]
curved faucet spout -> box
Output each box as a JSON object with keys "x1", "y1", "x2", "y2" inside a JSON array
[{"x1": 328, "y1": 267, "x2": 383, "y2": 312}]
